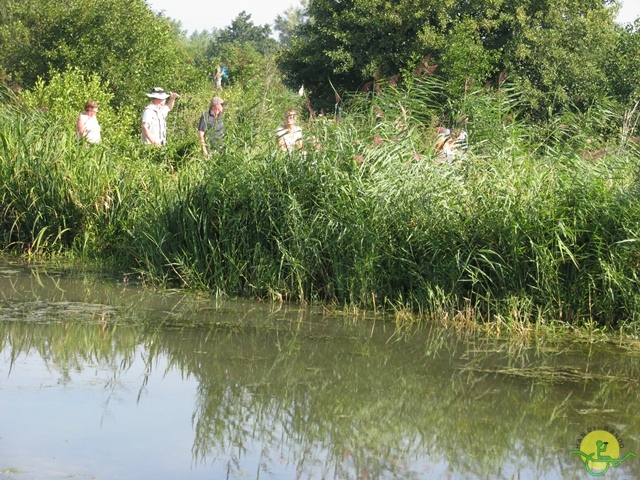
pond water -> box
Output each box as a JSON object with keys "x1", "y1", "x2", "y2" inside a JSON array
[{"x1": 0, "y1": 259, "x2": 639, "y2": 479}]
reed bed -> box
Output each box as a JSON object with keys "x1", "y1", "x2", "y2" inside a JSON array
[{"x1": 1, "y1": 78, "x2": 639, "y2": 328}]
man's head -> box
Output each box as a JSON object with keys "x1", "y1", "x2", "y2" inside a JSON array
[
  {"x1": 147, "y1": 87, "x2": 170, "y2": 104},
  {"x1": 210, "y1": 96, "x2": 226, "y2": 116},
  {"x1": 284, "y1": 109, "x2": 297, "y2": 126}
]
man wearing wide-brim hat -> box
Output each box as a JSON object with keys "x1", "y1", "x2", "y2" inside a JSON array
[{"x1": 141, "y1": 87, "x2": 180, "y2": 146}]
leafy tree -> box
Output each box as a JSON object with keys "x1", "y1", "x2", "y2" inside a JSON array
[
  {"x1": 274, "y1": 0, "x2": 309, "y2": 47},
  {"x1": 277, "y1": 0, "x2": 451, "y2": 111},
  {"x1": 212, "y1": 42, "x2": 268, "y2": 89},
  {"x1": 185, "y1": 29, "x2": 221, "y2": 69},
  {"x1": 603, "y1": 21, "x2": 640, "y2": 104},
  {"x1": 277, "y1": 0, "x2": 627, "y2": 117},
  {"x1": 489, "y1": 0, "x2": 620, "y2": 116},
  {"x1": 0, "y1": 0, "x2": 199, "y2": 108},
  {"x1": 437, "y1": 18, "x2": 500, "y2": 99},
  {"x1": 207, "y1": 11, "x2": 278, "y2": 58}
]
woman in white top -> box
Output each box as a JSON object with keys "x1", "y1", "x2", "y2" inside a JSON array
[
  {"x1": 276, "y1": 109, "x2": 303, "y2": 153},
  {"x1": 76, "y1": 100, "x2": 101, "y2": 144}
]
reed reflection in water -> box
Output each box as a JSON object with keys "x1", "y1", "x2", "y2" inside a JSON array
[{"x1": 0, "y1": 259, "x2": 639, "y2": 479}]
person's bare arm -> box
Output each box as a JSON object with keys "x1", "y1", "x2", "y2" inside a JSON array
[
  {"x1": 167, "y1": 92, "x2": 180, "y2": 110},
  {"x1": 197, "y1": 129, "x2": 209, "y2": 157},
  {"x1": 276, "y1": 128, "x2": 290, "y2": 152},
  {"x1": 76, "y1": 116, "x2": 86, "y2": 138},
  {"x1": 277, "y1": 136, "x2": 288, "y2": 152}
]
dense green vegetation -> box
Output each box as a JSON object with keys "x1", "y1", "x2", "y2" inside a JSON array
[
  {"x1": 0, "y1": 0, "x2": 201, "y2": 109},
  {"x1": 279, "y1": 0, "x2": 640, "y2": 115},
  {"x1": 1, "y1": 0, "x2": 639, "y2": 328}
]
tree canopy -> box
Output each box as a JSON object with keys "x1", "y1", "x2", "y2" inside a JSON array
[
  {"x1": 206, "y1": 11, "x2": 278, "y2": 58},
  {"x1": 274, "y1": 0, "x2": 309, "y2": 47},
  {"x1": 1, "y1": 0, "x2": 638, "y2": 124},
  {"x1": 277, "y1": 0, "x2": 637, "y2": 116},
  {"x1": 0, "y1": 0, "x2": 198, "y2": 107}
]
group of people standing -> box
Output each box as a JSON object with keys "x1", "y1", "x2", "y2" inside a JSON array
[
  {"x1": 76, "y1": 86, "x2": 304, "y2": 156},
  {"x1": 76, "y1": 88, "x2": 469, "y2": 163}
]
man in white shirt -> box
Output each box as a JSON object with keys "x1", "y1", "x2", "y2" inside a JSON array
[{"x1": 141, "y1": 87, "x2": 180, "y2": 146}]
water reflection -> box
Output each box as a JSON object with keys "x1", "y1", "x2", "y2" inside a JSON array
[{"x1": 0, "y1": 258, "x2": 639, "y2": 479}]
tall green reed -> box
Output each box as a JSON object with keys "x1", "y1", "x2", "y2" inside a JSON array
[{"x1": 1, "y1": 77, "x2": 639, "y2": 327}]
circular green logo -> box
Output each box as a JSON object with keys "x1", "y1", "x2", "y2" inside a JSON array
[
  {"x1": 580, "y1": 430, "x2": 620, "y2": 474},
  {"x1": 570, "y1": 428, "x2": 636, "y2": 476}
]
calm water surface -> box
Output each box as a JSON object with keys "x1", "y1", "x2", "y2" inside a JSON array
[{"x1": 0, "y1": 259, "x2": 639, "y2": 479}]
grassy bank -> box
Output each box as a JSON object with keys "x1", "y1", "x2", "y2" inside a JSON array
[{"x1": 1, "y1": 77, "x2": 640, "y2": 329}]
